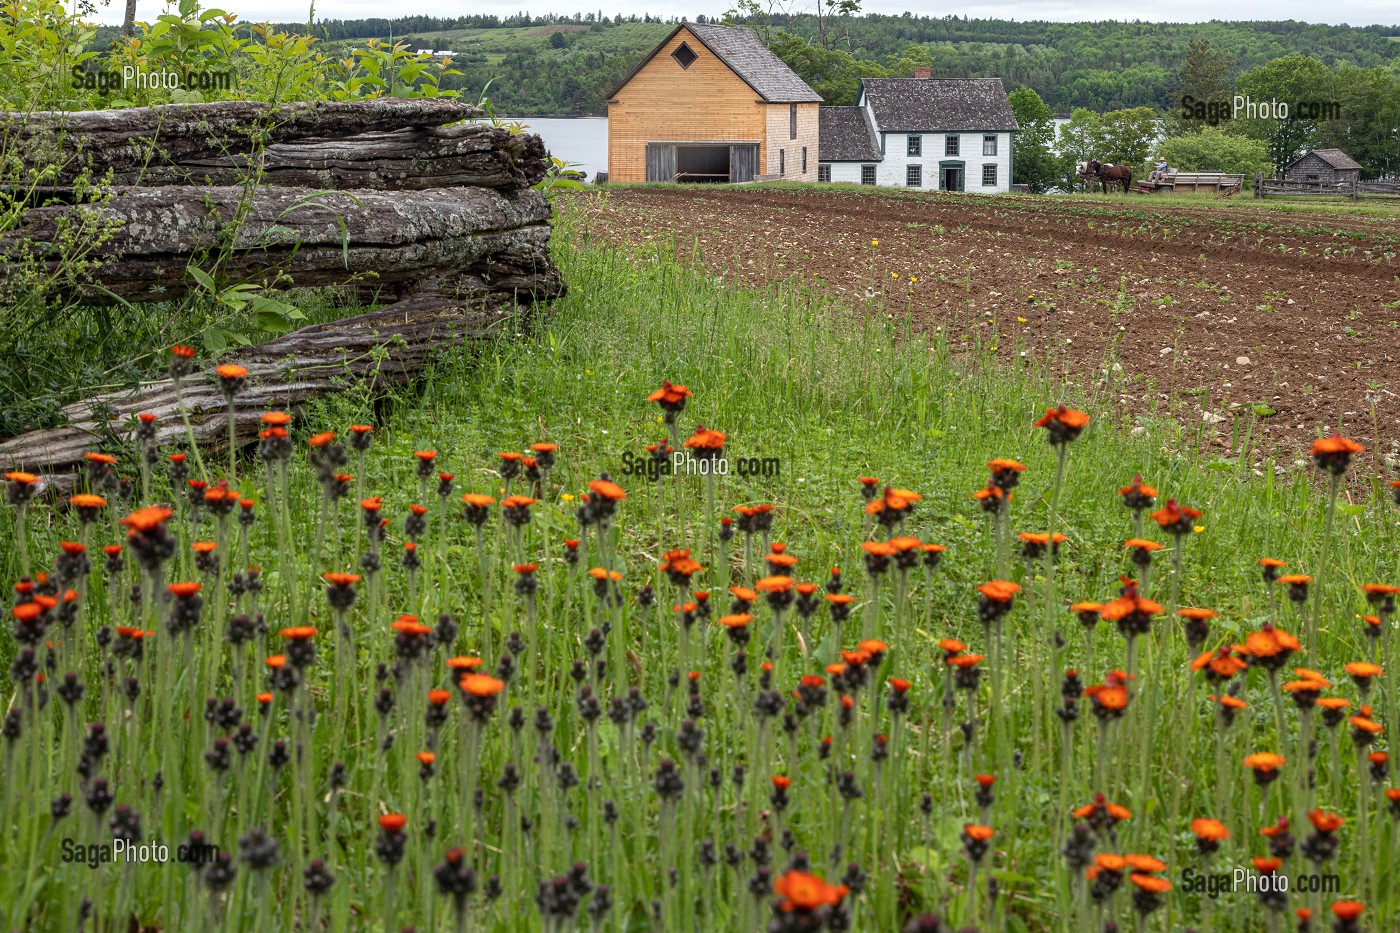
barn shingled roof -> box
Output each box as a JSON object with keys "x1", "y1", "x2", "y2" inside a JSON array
[
  {"x1": 818, "y1": 106, "x2": 881, "y2": 162},
  {"x1": 607, "y1": 23, "x2": 821, "y2": 103},
  {"x1": 1292, "y1": 148, "x2": 1363, "y2": 171},
  {"x1": 859, "y1": 78, "x2": 1019, "y2": 132}
]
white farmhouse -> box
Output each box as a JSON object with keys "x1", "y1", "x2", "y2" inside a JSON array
[{"x1": 818, "y1": 70, "x2": 1018, "y2": 193}]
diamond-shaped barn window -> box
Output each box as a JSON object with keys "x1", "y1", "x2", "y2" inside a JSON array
[{"x1": 672, "y1": 42, "x2": 697, "y2": 70}]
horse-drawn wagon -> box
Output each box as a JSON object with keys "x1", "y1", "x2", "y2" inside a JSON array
[{"x1": 1135, "y1": 171, "x2": 1245, "y2": 194}]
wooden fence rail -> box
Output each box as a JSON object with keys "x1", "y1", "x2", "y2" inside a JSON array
[{"x1": 0, "y1": 99, "x2": 564, "y2": 483}]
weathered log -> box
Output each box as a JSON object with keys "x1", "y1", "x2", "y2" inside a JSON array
[
  {"x1": 4, "y1": 185, "x2": 557, "y2": 304},
  {"x1": 5, "y1": 99, "x2": 526, "y2": 190},
  {"x1": 0, "y1": 264, "x2": 564, "y2": 480},
  {"x1": 127, "y1": 123, "x2": 547, "y2": 191},
  {"x1": 12, "y1": 120, "x2": 546, "y2": 194}
]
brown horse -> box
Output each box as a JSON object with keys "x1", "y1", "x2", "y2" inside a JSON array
[{"x1": 1079, "y1": 159, "x2": 1133, "y2": 194}]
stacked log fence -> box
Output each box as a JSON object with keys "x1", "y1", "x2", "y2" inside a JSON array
[{"x1": 0, "y1": 99, "x2": 564, "y2": 485}]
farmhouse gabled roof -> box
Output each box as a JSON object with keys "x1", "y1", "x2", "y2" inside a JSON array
[
  {"x1": 858, "y1": 78, "x2": 1018, "y2": 133},
  {"x1": 1290, "y1": 148, "x2": 1363, "y2": 171},
  {"x1": 606, "y1": 23, "x2": 821, "y2": 103},
  {"x1": 818, "y1": 106, "x2": 881, "y2": 162}
]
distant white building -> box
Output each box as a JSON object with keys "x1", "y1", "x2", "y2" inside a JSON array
[{"x1": 818, "y1": 71, "x2": 1018, "y2": 193}]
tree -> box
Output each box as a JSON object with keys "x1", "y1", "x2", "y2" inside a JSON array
[
  {"x1": 1234, "y1": 55, "x2": 1337, "y2": 172},
  {"x1": 1007, "y1": 86, "x2": 1057, "y2": 193},
  {"x1": 1166, "y1": 38, "x2": 1234, "y2": 136},
  {"x1": 1096, "y1": 106, "x2": 1161, "y2": 170},
  {"x1": 1158, "y1": 126, "x2": 1270, "y2": 176},
  {"x1": 1055, "y1": 108, "x2": 1102, "y2": 192},
  {"x1": 769, "y1": 32, "x2": 887, "y2": 105}
]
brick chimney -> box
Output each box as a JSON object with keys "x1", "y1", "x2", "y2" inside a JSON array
[{"x1": 913, "y1": 67, "x2": 931, "y2": 79}]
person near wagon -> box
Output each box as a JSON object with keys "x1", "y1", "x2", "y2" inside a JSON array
[{"x1": 1148, "y1": 156, "x2": 1170, "y2": 183}]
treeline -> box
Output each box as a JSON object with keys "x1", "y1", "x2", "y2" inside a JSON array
[{"x1": 298, "y1": 13, "x2": 1400, "y2": 116}]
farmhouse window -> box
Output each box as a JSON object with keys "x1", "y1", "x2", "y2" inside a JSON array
[
  {"x1": 672, "y1": 42, "x2": 697, "y2": 69},
  {"x1": 790, "y1": 104, "x2": 797, "y2": 139},
  {"x1": 907, "y1": 135, "x2": 922, "y2": 156},
  {"x1": 945, "y1": 135, "x2": 959, "y2": 156},
  {"x1": 801, "y1": 147, "x2": 807, "y2": 173},
  {"x1": 983, "y1": 135, "x2": 997, "y2": 156},
  {"x1": 818, "y1": 164, "x2": 831, "y2": 182},
  {"x1": 779, "y1": 149, "x2": 785, "y2": 176},
  {"x1": 861, "y1": 165, "x2": 876, "y2": 185},
  {"x1": 906, "y1": 165, "x2": 922, "y2": 187},
  {"x1": 982, "y1": 164, "x2": 997, "y2": 186}
]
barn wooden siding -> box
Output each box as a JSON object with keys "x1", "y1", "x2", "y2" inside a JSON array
[
  {"x1": 763, "y1": 102, "x2": 819, "y2": 181},
  {"x1": 607, "y1": 28, "x2": 767, "y2": 183}
]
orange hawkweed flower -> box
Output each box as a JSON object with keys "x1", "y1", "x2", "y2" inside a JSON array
[
  {"x1": 1124, "y1": 854, "x2": 1166, "y2": 873},
  {"x1": 683, "y1": 427, "x2": 727, "y2": 451},
  {"x1": 167, "y1": 581, "x2": 201, "y2": 598},
  {"x1": 500, "y1": 495, "x2": 538, "y2": 509},
  {"x1": 215, "y1": 363, "x2": 248, "y2": 380},
  {"x1": 660, "y1": 548, "x2": 703, "y2": 579},
  {"x1": 1129, "y1": 874, "x2": 1172, "y2": 893},
  {"x1": 1243, "y1": 752, "x2": 1285, "y2": 773},
  {"x1": 1344, "y1": 660, "x2": 1382, "y2": 683},
  {"x1": 69, "y1": 493, "x2": 107, "y2": 510},
  {"x1": 265, "y1": 655, "x2": 287, "y2": 669},
  {"x1": 1124, "y1": 538, "x2": 1164, "y2": 552},
  {"x1": 772, "y1": 869, "x2": 848, "y2": 912},
  {"x1": 1307, "y1": 810, "x2": 1344, "y2": 833},
  {"x1": 378, "y1": 814, "x2": 407, "y2": 832},
  {"x1": 963, "y1": 823, "x2": 994, "y2": 841},
  {"x1": 647, "y1": 381, "x2": 693, "y2": 408},
  {"x1": 447, "y1": 656, "x2": 483, "y2": 671},
  {"x1": 459, "y1": 673, "x2": 506, "y2": 697},
  {"x1": 427, "y1": 689, "x2": 452, "y2": 706},
  {"x1": 1032, "y1": 405, "x2": 1090, "y2": 443},
  {"x1": 416, "y1": 751, "x2": 436, "y2": 766},
  {"x1": 1191, "y1": 818, "x2": 1229, "y2": 842},
  {"x1": 755, "y1": 576, "x2": 794, "y2": 593},
  {"x1": 719, "y1": 613, "x2": 752, "y2": 629},
  {"x1": 120, "y1": 505, "x2": 173, "y2": 533},
  {"x1": 947, "y1": 653, "x2": 985, "y2": 668},
  {"x1": 1151, "y1": 499, "x2": 1201, "y2": 535},
  {"x1": 1178, "y1": 608, "x2": 1216, "y2": 622},
  {"x1": 1331, "y1": 901, "x2": 1364, "y2": 921},
  {"x1": 280, "y1": 626, "x2": 317, "y2": 640},
  {"x1": 588, "y1": 479, "x2": 627, "y2": 501},
  {"x1": 84, "y1": 452, "x2": 118, "y2": 465},
  {"x1": 1309, "y1": 434, "x2": 1364, "y2": 475},
  {"x1": 977, "y1": 580, "x2": 1021, "y2": 602},
  {"x1": 260, "y1": 411, "x2": 292, "y2": 427},
  {"x1": 323, "y1": 572, "x2": 361, "y2": 586}
]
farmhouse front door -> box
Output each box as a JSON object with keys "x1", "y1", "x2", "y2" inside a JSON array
[{"x1": 940, "y1": 163, "x2": 964, "y2": 192}]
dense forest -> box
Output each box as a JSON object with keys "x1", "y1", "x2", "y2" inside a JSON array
[{"x1": 228, "y1": 12, "x2": 1400, "y2": 116}]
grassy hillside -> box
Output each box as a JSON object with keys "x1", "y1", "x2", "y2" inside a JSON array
[{"x1": 297, "y1": 14, "x2": 1400, "y2": 115}]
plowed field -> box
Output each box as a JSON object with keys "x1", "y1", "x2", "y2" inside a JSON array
[{"x1": 565, "y1": 186, "x2": 1400, "y2": 469}]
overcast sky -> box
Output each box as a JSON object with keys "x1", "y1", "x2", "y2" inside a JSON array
[{"x1": 92, "y1": 0, "x2": 1397, "y2": 29}]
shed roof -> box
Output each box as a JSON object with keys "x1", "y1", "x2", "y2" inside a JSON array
[
  {"x1": 859, "y1": 78, "x2": 1018, "y2": 132},
  {"x1": 818, "y1": 106, "x2": 881, "y2": 162},
  {"x1": 1289, "y1": 148, "x2": 1363, "y2": 171},
  {"x1": 607, "y1": 23, "x2": 821, "y2": 104}
]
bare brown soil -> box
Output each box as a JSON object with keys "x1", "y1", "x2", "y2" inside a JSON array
[{"x1": 564, "y1": 186, "x2": 1400, "y2": 468}]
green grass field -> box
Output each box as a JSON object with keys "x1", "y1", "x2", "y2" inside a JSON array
[{"x1": 3, "y1": 211, "x2": 1398, "y2": 931}]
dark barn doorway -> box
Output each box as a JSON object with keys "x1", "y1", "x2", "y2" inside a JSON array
[{"x1": 676, "y1": 145, "x2": 731, "y2": 183}]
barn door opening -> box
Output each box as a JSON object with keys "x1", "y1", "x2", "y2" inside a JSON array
[
  {"x1": 729, "y1": 144, "x2": 758, "y2": 183},
  {"x1": 675, "y1": 145, "x2": 731, "y2": 182},
  {"x1": 646, "y1": 143, "x2": 677, "y2": 182}
]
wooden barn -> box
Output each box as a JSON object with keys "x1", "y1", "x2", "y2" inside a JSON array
[
  {"x1": 606, "y1": 23, "x2": 821, "y2": 184},
  {"x1": 1285, "y1": 149, "x2": 1363, "y2": 185}
]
